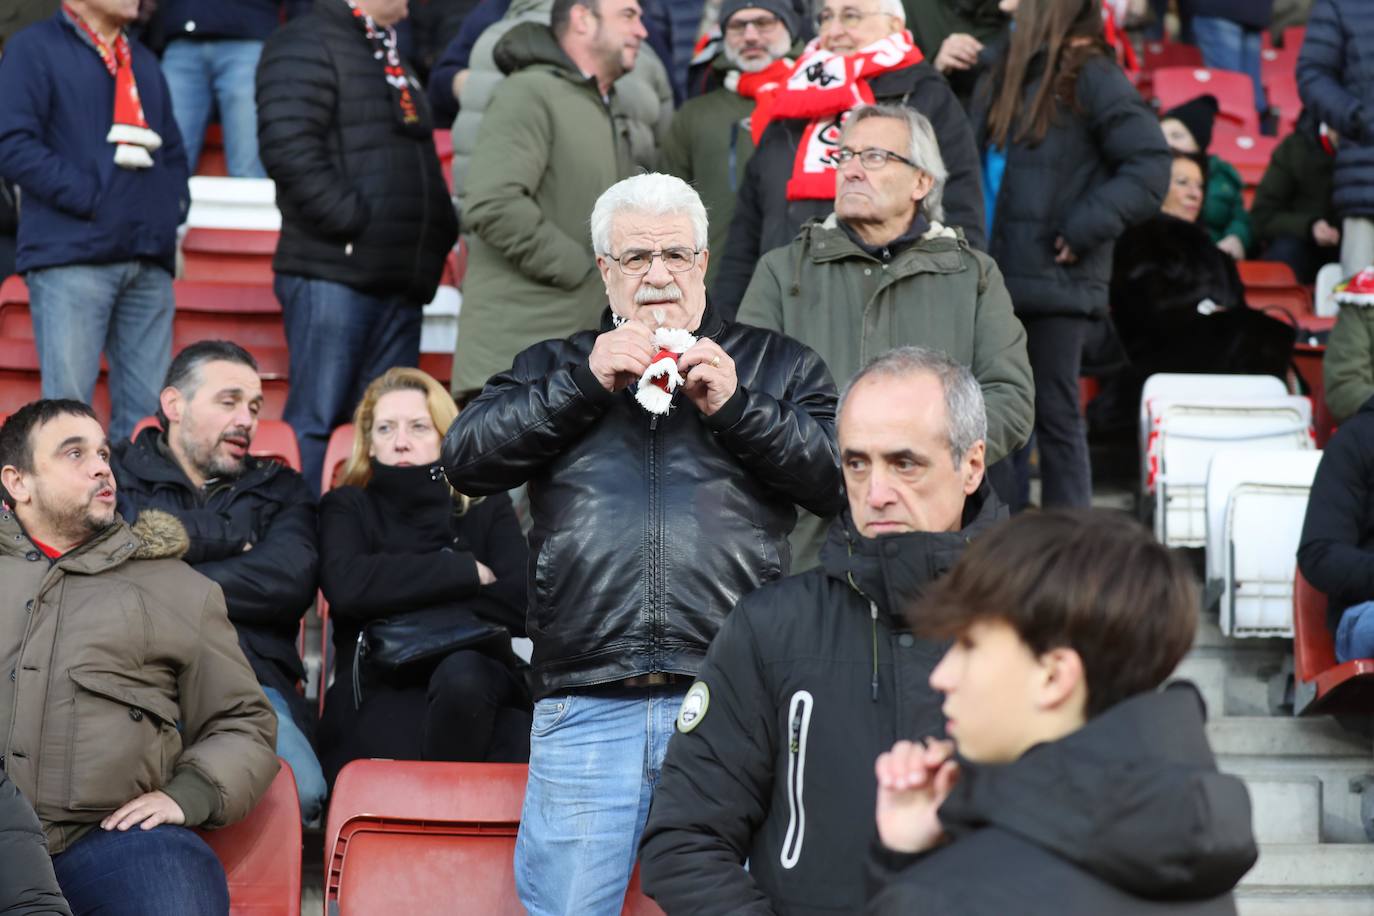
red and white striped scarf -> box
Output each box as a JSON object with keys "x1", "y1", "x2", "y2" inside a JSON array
[{"x1": 64, "y1": 4, "x2": 162, "y2": 169}]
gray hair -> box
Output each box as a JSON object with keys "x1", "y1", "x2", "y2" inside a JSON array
[
  {"x1": 589, "y1": 173, "x2": 709, "y2": 255},
  {"x1": 839, "y1": 346, "x2": 986, "y2": 467},
  {"x1": 877, "y1": 0, "x2": 905, "y2": 21},
  {"x1": 842, "y1": 104, "x2": 947, "y2": 223}
]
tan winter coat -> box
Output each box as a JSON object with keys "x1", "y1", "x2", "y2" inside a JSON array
[{"x1": 0, "y1": 508, "x2": 278, "y2": 854}]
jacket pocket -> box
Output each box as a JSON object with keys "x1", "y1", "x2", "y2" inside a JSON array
[
  {"x1": 65, "y1": 670, "x2": 180, "y2": 812},
  {"x1": 780, "y1": 689, "x2": 814, "y2": 870}
]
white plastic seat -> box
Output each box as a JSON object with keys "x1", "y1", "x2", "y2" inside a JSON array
[
  {"x1": 1150, "y1": 397, "x2": 1312, "y2": 547},
  {"x1": 1315, "y1": 262, "x2": 1344, "y2": 319},
  {"x1": 1204, "y1": 449, "x2": 1323, "y2": 636},
  {"x1": 185, "y1": 176, "x2": 281, "y2": 231}
]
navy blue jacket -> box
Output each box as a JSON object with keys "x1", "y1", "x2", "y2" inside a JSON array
[
  {"x1": 427, "y1": 0, "x2": 510, "y2": 128},
  {"x1": 1298, "y1": 0, "x2": 1374, "y2": 219},
  {"x1": 1184, "y1": 0, "x2": 1273, "y2": 30},
  {"x1": 0, "y1": 14, "x2": 188, "y2": 274},
  {"x1": 155, "y1": 0, "x2": 309, "y2": 45}
]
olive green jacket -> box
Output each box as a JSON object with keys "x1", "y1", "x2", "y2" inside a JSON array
[
  {"x1": 454, "y1": 22, "x2": 656, "y2": 395},
  {"x1": 1325, "y1": 302, "x2": 1374, "y2": 423},
  {"x1": 738, "y1": 215, "x2": 1034, "y2": 463},
  {"x1": 1204, "y1": 155, "x2": 1254, "y2": 254}
]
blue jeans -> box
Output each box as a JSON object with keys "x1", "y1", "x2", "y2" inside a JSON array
[
  {"x1": 160, "y1": 39, "x2": 267, "y2": 177},
  {"x1": 515, "y1": 687, "x2": 685, "y2": 916},
  {"x1": 51, "y1": 824, "x2": 229, "y2": 916},
  {"x1": 1191, "y1": 16, "x2": 1268, "y2": 114},
  {"x1": 262, "y1": 687, "x2": 327, "y2": 827},
  {"x1": 1335, "y1": 600, "x2": 1374, "y2": 664},
  {"x1": 275, "y1": 274, "x2": 421, "y2": 492},
  {"x1": 26, "y1": 261, "x2": 173, "y2": 442}
]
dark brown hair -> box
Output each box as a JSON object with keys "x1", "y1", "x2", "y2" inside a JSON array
[
  {"x1": 914, "y1": 509, "x2": 1198, "y2": 717},
  {"x1": 984, "y1": 0, "x2": 1110, "y2": 149}
]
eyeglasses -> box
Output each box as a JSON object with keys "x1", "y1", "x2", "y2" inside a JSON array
[
  {"x1": 724, "y1": 13, "x2": 783, "y2": 35},
  {"x1": 605, "y1": 247, "x2": 701, "y2": 276},
  {"x1": 814, "y1": 8, "x2": 889, "y2": 30},
  {"x1": 832, "y1": 146, "x2": 919, "y2": 170}
]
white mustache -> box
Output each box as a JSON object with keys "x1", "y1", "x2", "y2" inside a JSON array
[{"x1": 635, "y1": 282, "x2": 683, "y2": 304}]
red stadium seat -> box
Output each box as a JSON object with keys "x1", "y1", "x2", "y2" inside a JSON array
[
  {"x1": 0, "y1": 339, "x2": 111, "y2": 424},
  {"x1": 324, "y1": 761, "x2": 663, "y2": 916},
  {"x1": 1238, "y1": 260, "x2": 1300, "y2": 288},
  {"x1": 434, "y1": 130, "x2": 454, "y2": 194},
  {"x1": 315, "y1": 423, "x2": 357, "y2": 714},
  {"x1": 1238, "y1": 260, "x2": 1312, "y2": 322},
  {"x1": 1292, "y1": 342, "x2": 1334, "y2": 447},
  {"x1": 417, "y1": 352, "x2": 454, "y2": 389},
  {"x1": 1141, "y1": 40, "x2": 1204, "y2": 73},
  {"x1": 196, "y1": 123, "x2": 229, "y2": 177},
  {"x1": 196, "y1": 759, "x2": 302, "y2": 916},
  {"x1": 1152, "y1": 67, "x2": 1259, "y2": 134},
  {"x1": 182, "y1": 229, "x2": 279, "y2": 284},
  {"x1": 1209, "y1": 127, "x2": 1280, "y2": 187},
  {"x1": 1292, "y1": 568, "x2": 1374, "y2": 716}
]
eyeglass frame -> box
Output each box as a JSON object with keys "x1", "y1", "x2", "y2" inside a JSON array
[
  {"x1": 814, "y1": 8, "x2": 891, "y2": 30},
  {"x1": 831, "y1": 145, "x2": 921, "y2": 171},
  {"x1": 602, "y1": 246, "x2": 704, "y2": 276},
  {"x1": 723, "y1": 12, "x2": 784, "y2": 35}
]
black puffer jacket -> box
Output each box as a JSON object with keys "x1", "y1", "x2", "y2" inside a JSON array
[
  {"x1": 0, "y1": 770, "x2": 70, "y2": 915},
  {"x1": 256, "y1": 0, "x2": 458, "y2": 303},
  {"x1": 711, "y1": 60, "x2": 985, "y2": 313},
  {"x1": 971, "y1": 51, "x2": 1170, "y2": 319},
  {"x1": 111, "y1": 428, "x2": 319, "y2": 731},
  {"x1": 1298, "y1": 0, "x2": 1374, "y2": 219},
  {"x1": 868, "y1": 684, "x2": 1257, "y2": 915},
  {"x1": 442, "y1": 305, "x2": 844, "y2": 699},
  {"x1": 639, "y1": 486, "x2": 1004, "y2": 915}
]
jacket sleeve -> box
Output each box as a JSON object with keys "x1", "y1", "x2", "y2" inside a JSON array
[
  {"x1": 443, "y1": 345, "x2": 617, "y2": 495},
  {"x1": 1249, "y1": 140, "x2": 1310, "y2": 242},
  {"x1": 1059, "y1": 58, "x2": 1171, "y2": 255},
  {"x1": 639, "y1": 603, "x2": 781, "y2": 915},
  {"x1": 1297, "y1": 0, "x2": 1370, "y2": 142},
  {"x1": 462, "y1": 75, "x2": 596, "y2": 291},
  {"x1": 162, "y1": 584, "x2": 279, "y2": 830},
  {"x1": 734, "y1": 251, "x2": 787, "y2": 333},
  {"x1": 192, "y1": 474, "x2": 318, "y2": 628},
  {"x1": 0, "y1": 774, "x2": 72, "y2": 916},
  {"x1": 1323, "y1": 305, "x2": 1374, "y2": 424},
  {"x1": 701, "y1": 338, "x2": 844, "y2": 518},
  {"x1": 1210, "y1": 159, "x2": 1253, "y2": 250},
  {"x1": 660, "y1": 108, "x2": 694, "y2": 183},
  {"x1": 255, "y1": 29, "x2": 370, "y2": 240},
  {"x1": 318, "y1": 488, "x2": 485, "y2": 622},
  {"x1": 711, "y1": 127, "x2": 773, "y2": 311},
  {"x1": 969, "y1": 253, "x2": 1034, "y2": 463},
  {"x1": 909, "y1": 72, "x2": 986, "y2": 250},
  {"x1": 1298, "y1": 424, "x2": 1374, "y2": 610},
  {"x1": 0, "y1": 37, "x2": 102, "y2": 218}
]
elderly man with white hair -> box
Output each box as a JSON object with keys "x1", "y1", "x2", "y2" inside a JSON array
[
  {"x1": 710, "y1": 0, "x2": 986, "y2": 314},
  {"x1": 442, "y1": 172, "x2": 844, "y2": 916},
  {"x1": 738, "y1": 103, "x2": 1033, "y2": 569}
]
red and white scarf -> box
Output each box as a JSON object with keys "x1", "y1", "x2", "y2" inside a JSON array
[
  {"x1": 64, "y1": 4, "x2": 162, "y2": 170},
  {"x1": 752, "y1": 30, "x2": 923, "y2": 200},
  {"x1": 344, "y1": 0, "x2": 427, "y2": 136}
]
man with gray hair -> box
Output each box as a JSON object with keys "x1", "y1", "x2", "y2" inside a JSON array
[
  {"x1": 442, "y1": 172, "x2": 843, "y2": 915},
  {"x1": 738, "y1": 103, "x2": 1032, "y2": 569},
  {"x1": 639, "y1": 344, "x2": 1006, "y2": 914}
]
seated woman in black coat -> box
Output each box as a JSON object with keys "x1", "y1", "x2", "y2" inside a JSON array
[{"x1": 317, "y1": 367, "x2": 531, "y2": 784}]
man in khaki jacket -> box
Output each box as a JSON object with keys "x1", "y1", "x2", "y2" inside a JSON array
[
  {"x1": 738, "y1": 103, "x2": 1033, "y2": 569},
  {"x1": 0, "y1": 399, "x2": 278, "y2": 916}
]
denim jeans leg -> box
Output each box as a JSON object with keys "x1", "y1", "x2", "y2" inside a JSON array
[
  {"x1": 161, "y1": 40, "x2": 214, "y2": 174},
  {"x1": 355, "y1": 296, "x2": 422, "y2": 404},
  {"x1": 516, "y1": 691, "x2": 678, "y2": 916},
  {"x1": 103, "y1": 262, "x2": 174, "y2": 441},
  {"x1": 210, "y1": 40, "x2": 268, "y2": 178},
  {"x1": 276, "y1": 274, "x2": 383, "y2": 492},
  {"x1": 262, "y1": 686, "x2": 328, "y2": 826},
  {"x1": 51, "y1": 824, "x2": 230, "y2": 916},
  {"x1": 1335, "y1": 601, "x2": 1374, "y2": 664},
  {"x1": 26, "y1": 263, "x2": 120, "y2": 407},
  {"x1": 1192, "y1": 16, "x2": 1267, "y2": 113}
]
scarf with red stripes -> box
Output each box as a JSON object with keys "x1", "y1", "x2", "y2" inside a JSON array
[
  {"x1": 64, "y1": 4, "x2": 162, "y2": 169},
  {"x1": 344, "y1": 0, "x2": 428, "y2": 137}
]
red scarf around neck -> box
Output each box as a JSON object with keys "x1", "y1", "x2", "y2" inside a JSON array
[
  {"x1": 750, "y1": 31, "x2": 923, "y2": 201},
  {"x1": 64, "y1": 4, "x2": 162, "y2": 169}
]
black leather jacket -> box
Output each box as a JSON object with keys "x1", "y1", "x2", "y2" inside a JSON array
[{"x1": 442, "y1": 305, "x2": 843, "y2": 699}]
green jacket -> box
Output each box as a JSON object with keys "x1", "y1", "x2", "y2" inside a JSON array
[
  {"x1": 454, "y1": 23, "x2": 651, "y2": 395},
  {"x1": 902, "y1": 0, "x2": 1006, "y2": 59},
  {"x1": 661, "y1": 57, "x2": 757, "y2": 288},
  {"x1": 1204, "y1": 155, "x2": 1254, "y2": 253},
  {"x1": 738, "y1": 216, "x2": 1034, "y2": 463},
  {"x1": 1325, "y1": 303, "x2": 1374, "y2": 423},
  {"x1": 1251, "y1": 127, "x2": 1337, "y2": 243}
]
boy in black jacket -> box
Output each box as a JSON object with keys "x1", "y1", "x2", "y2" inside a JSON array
[{"x1": 639, "y1": 346, "x2": 1004, "y2": 915}]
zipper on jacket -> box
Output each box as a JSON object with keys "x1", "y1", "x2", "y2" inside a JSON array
[
  {"x1": 870, "y1": 600, "x2": 879, "y2": 702},
  {"x1": 647, "y1": 411, "x2": 663, "y2": 656},
  {"x1": 780, "y1": 689, "x2": 814, "y2": 870}
]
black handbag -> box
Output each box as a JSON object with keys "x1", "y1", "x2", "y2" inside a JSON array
[{"x1": 352, "y1": 605, "x2": 508, "y2": 707}]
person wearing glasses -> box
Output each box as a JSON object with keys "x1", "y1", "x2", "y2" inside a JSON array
[
  {"x1": 661, "y1": 0, "x2": 800, "y2": 287},
  {"x1": 737, "y1": 104, "x2": 1031, "y2": 570},
  {"x1": 443, "y1": 172, "x2": 844, "y2": 916},
  {"x1": 709, "y1": 0, "x2": 986, "y2": 314}
]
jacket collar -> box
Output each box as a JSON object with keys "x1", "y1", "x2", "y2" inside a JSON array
[
  {"x1": 820, "y1": 478, "x2": 1005, "y2": 627},
  {"x1": 0, "y1": 508, "x2": 140, "y2": 573},
  {"x1": 119, "y1": 425, "x2": 278, "y2": 495},
  {"x1": 804, "y1": 214, "x2": 966, "y2": 274}
]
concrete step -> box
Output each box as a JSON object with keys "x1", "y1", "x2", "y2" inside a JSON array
[
  {"x1": 1192, "y1": 614, "x2": 1291, "y2": 656},
  {"x1": 1223, "y1": 758, "x2": 1374, "y2": 845},
  {"x1": 1171, "y1": 655, "x2": 1277, "y2": 719},
  {"x1": 1240, "y1": 776, "x2": 1323, "y2": 845},
  {"x1": 1208, "y1": 717, "x2": 1372, "y2": 759},
  {"x1": 1239, "y1": 843, "x2": 1374, "y2": 891},
  {"x1": 1237, "y1": 893, "x2": 1374, "y2": 916}
]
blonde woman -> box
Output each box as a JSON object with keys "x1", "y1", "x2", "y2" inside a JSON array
[{"x1": 316, "y1": 368, "x2": 530, "y2": 784}]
